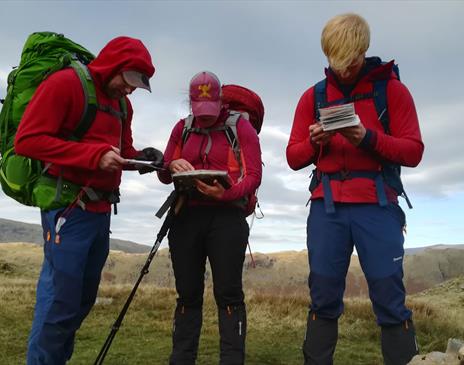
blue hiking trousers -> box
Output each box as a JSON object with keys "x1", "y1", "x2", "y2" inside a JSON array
[
  {"x1": 306, "y1": 200, "x2": 412, "y2": 325},
  {"x1": 27, "y1": 207, "x2": 110, "y2": 365}
]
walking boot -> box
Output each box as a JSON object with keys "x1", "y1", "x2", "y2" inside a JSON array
[
  {"x1": 169, "y1": 305, "x2": 203, "y2": 365},
  {"x1": 381, "y1": 319, "x2": 419, "y2": 365},
  {"x1": 218, "y1": 304, "x2": 246, "y2": 365},
  {"x1": 303, "y1": 311, "x2": 338, "y2": 365}
]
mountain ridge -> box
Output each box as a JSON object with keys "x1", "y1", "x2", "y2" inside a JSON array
[
  {"x1": 2, "y1": 241, "x2": 464, "y2": 298},
  {"x1": 2, "y1": 216, "x2": 463, "y2": 255},
  {"x1": 0, "y1": 217, "x2": 150, "y2": 253}
]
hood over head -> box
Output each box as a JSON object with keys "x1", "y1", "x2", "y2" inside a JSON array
[{"x1": 88, "y1": 36, "x2": 155, "y2": 90}]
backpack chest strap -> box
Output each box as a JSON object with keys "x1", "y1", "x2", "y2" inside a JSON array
[
  {"x1": 97, "y1": 104, "x2": 126, "y2": 121},
  {"x1": 184, "y1": 125, "x2": 227, "y2": 157}
]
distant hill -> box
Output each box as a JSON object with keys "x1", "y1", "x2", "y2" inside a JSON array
[
  {"x1": 405, "y1": 244, "x2": 464, "y2": 255},
  {"x1": 1, "y1": 241, "x2": 463, "y2": 297},
  {"x1": 0, "y1": 217, "x2": 150, "y2": 253},
  {"x1": 242, "y1": 246, "x2": 464, "y2": 297},
  {"x1": 0, "y1": 217, "x2": 43, "y2": 244}
]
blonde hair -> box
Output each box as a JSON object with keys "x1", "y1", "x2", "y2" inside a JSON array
[{"x1": 321, "y1": 13, "x2": 370, "y2": 72}]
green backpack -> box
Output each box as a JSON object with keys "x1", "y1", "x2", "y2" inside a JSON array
[{"x1": 0, "y1": 32, "x2": 101, "y2": 210}]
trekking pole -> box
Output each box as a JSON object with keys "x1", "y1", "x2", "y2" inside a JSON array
[{"x1": 94, "y1": 191, "x2": 180, "y2": 365}]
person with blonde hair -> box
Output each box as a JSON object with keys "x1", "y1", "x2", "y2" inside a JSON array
[
  {"x1": 321, "y1": 13, "x2": 370, "y2": 76},
  {"x1": 287, "y1": 13, "x2": 424, "y2": 365}
]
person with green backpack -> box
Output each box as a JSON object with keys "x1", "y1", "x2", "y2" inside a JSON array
[{"x1": 6, "y1": 34, "x2": 161, "y2": 364}]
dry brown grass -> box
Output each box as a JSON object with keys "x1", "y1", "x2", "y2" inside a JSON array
[{"x1": 1, "y1": 243, "x2": 464, "y2": 364}]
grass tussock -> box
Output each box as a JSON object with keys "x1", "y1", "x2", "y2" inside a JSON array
[{"x1": 1, "y1": 275, "x2": 463, "y2": 365}]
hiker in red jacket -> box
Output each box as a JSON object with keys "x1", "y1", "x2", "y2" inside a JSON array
[
  {"x1": 15, "y1": 36, "x2": 162, "y2": 365},
  {"x1": 158, "y1": 71, "x2": 262, "y2": 365},
  {"x1": 286, "y1": 14, "x2": 424, "y2": 365}
]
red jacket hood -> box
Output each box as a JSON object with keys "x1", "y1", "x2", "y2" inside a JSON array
[
  {"x1": 88, "y1": 36, "x2": 155, "y2": 89},
  {"x1": 325, "y1": 57, "x2": 397, "y2": 87}
]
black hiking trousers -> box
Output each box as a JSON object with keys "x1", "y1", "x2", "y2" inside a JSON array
[{"x1": 168, "y1": 205, "x2": 249, "y2": 365}]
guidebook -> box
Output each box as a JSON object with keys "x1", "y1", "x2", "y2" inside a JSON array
[
  {"x1": 172, "y1": 170, "x2": 232, "y2": 192},
  {"x1": 318, "y1": 102, "x2": 360, "y2": 131}
]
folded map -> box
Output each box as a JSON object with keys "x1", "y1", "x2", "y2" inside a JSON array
[{"x1": 172, "y1": 170, "x2": 232, "y2": 192}]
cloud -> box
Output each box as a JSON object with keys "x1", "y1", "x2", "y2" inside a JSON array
[
  {"x1": 0, "y1": 1, "x2": 463, "y2": 251},
  {"x1": 402, "y1": 100, "x2": 464, "y2": 196}
]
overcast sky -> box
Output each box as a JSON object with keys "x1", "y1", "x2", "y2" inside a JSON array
[{"x1": 1, "y1": 1, "x2": 463, "y2": 253}]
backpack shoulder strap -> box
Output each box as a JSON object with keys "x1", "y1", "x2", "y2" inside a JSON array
[
  {"x1": 224, "y1": 111, "x2": 244, "y2": 179},
  {"x1": 373, "y1": 61, "x2": 400, "y2": 135},
  {"x1": 68, "y1": 62, "x2": 127, "y2": 142},
  {"x1": 313, "y1": 78, "x2": 327, "y2": 121},
  {"x1": 223, "y1": 111, "x2": 241, "y2": 151},
  {"x1": 181, "y1": 114, "x2": 195, "y2": 145},
  {"x1": 372, "y1": 71, "x2": 413, "y2": 208},
  {"x1": 68, "y1": 61, "x2": 98, "y2": 141},
  {"x1": 118, "y1": 98, "x2": 128, "y2": 122},
  {"x1": 373, "y1": 79, "x2": 390, "y2": 134},
  {"x1": 313, "y1": 75, "x2": 391, "y2": 133}
]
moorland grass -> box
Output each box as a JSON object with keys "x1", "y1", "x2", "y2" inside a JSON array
[{"x1": 1, "y1": 275, "x2": 463, "y2": 365}]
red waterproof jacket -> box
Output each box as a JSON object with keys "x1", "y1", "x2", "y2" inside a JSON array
[
  {"x1": 158, "y1": 110, "x2": 262, "y2": 205},
  {"x1": 286, "y1": 60, "x2": 424, "y2": 204},
  {"x1": 15, "y1": 37, "x2": 155, "y2": 212}
]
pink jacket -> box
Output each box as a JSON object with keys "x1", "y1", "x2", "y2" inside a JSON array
[{"x1": 159, "y1": 110, "x2": 262, "y2": 204}]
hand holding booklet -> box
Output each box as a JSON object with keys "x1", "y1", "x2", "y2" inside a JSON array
[
  {"x1": 318, "y1": 102, "x2": 360, "y2": 131},
  {"x1": 172, "y1": 170, "x2": 232, "y2": 192}
]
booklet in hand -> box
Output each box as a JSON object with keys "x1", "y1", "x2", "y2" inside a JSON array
[
  {"x1": 318, "y1": 102, "x2": 360, "y2": 131},
  {"x1": 172, "y1": 170, "x2": 232, "y2": 192},
  {"x1": 125, "y1": 159, "x2": 163, "y2": 171}
]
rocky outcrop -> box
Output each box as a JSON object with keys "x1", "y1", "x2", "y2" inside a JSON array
[{"x1": 408, "y1": 338, "x2": 464, "y2": 365}]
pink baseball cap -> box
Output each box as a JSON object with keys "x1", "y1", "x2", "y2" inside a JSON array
[{"x1": 189, "y1": 71, "x2": 221, "y2": 117}]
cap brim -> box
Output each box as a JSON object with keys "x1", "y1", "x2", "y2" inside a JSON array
[
  {"x1": 122, "y1": 70, "x2": 151, "y2": 92},
  {"x1": 191, "y1": 101, "x2": 221, "y2": 117}
]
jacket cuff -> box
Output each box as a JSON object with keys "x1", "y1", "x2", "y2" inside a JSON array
[
  {"x1": 358, "y1": 128, "x2": 377, "y2": 151},
  {"x1": 220, "y1": 188, "x2": 236, "y2": 201},
  {"x1": 308, "y1": 135, "x2": 319, "y2": 151}
]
